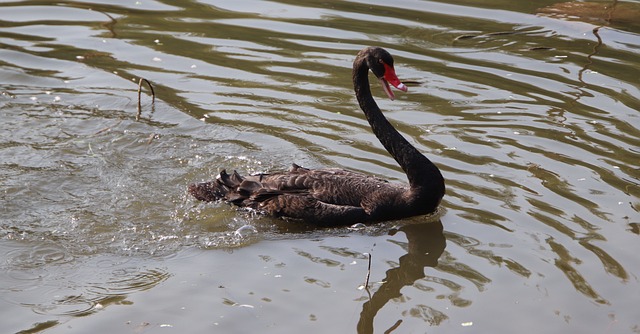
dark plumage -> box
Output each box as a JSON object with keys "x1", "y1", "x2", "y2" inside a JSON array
[{"x1": 189, "y1": 46, "x2": 445, "y2": 226}]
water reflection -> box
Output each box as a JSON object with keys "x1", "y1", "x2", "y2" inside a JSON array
[
  {"x1": 358, "y1": 220, "x2": 446, "y2": 333},
  {"x1": 16, "y1": 320, "x2": 59, "y2": 334},
  {"x1": 537, "y1": 1, "x2": 640, "y2": 31}
]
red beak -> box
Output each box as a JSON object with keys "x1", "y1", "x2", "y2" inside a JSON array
[{"x1": 380, "y1": 62, "x2": 408, "y2": 100}]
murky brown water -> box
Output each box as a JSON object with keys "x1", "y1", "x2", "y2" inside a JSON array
[{"x1": 1, "y1": 0, "x2": 639, "y2": 333}]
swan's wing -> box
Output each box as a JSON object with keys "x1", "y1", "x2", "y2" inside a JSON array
[
  {"x1": 246, "y1": 164, "x2": 390, "y2": 206},
  {"x1": 255, "y1": 192, "x2": 368, "y2": 226},
  {"x1": 188, "y1": 165, "x2": 399, "y2": 224}
]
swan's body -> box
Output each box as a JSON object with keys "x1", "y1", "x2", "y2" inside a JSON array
[{"x1": 189, "y1": 47, "x2": 445, "y2": 226}]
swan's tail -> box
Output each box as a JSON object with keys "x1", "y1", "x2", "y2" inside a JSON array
[
  {"x1": 189, "y1": 169, "x2": 272, "y2": 208},
  {"x1": 189, "y1": 169, "x2": 242, "y2": 202}
]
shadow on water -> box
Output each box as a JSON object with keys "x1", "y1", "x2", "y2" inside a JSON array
[{"x1": 358, "y1": 220, "x2": 446, "y2": 333}]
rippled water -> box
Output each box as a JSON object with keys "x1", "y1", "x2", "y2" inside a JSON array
[{"x1": 1, "y1": 0, "x2": 639, "y2": 333}]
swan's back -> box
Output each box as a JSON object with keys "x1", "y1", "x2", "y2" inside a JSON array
[{"x1": 189, "y1": 164, "x2": 409, "y2": 225}]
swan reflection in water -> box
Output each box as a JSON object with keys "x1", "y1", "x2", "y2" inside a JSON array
[{"x1": 357, "y1": 220, "x2": 446, "y2": 333}]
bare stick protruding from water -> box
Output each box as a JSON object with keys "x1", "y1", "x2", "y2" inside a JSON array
[
  {"x1": 364, "y1": 252, "x2": 372, "y2": 288},
  {"x1": 137, "y1": 78, "x2": 155, "y2": 121}
]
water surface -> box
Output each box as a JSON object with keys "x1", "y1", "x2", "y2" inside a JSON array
[{"x1": 1, "y1": 0, "x2": 639, "y2": 333}]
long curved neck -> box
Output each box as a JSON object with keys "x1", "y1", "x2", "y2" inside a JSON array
[{"x1": 353, "y1": 58, "x2": 444, "y2": 196}]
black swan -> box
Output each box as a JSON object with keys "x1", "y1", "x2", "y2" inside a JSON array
[{"x1": 189, "y1": 46, "x2": 445, "y2": 226}]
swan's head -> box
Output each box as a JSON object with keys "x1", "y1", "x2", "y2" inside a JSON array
[{"x1": 362, "y1": 47, "x2": 408, "y2": 100}]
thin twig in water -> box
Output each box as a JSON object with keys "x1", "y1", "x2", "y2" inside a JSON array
[
  {"x1": 137, "y1": 78, "x2": 155, "y2": 121},
  {"x1": 147, "y1": 133, "x2": 159, "y2": 145},
  {"x1": 364, "y1": 252, "x2": 372, "y2": 288},
  {"x1": 94, "y1": 120, "x2": 123, "y2": 136}
]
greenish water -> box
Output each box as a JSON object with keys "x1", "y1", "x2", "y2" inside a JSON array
[{"x1": 1, "y1": 0, "x2": 639, "y2": 333}]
